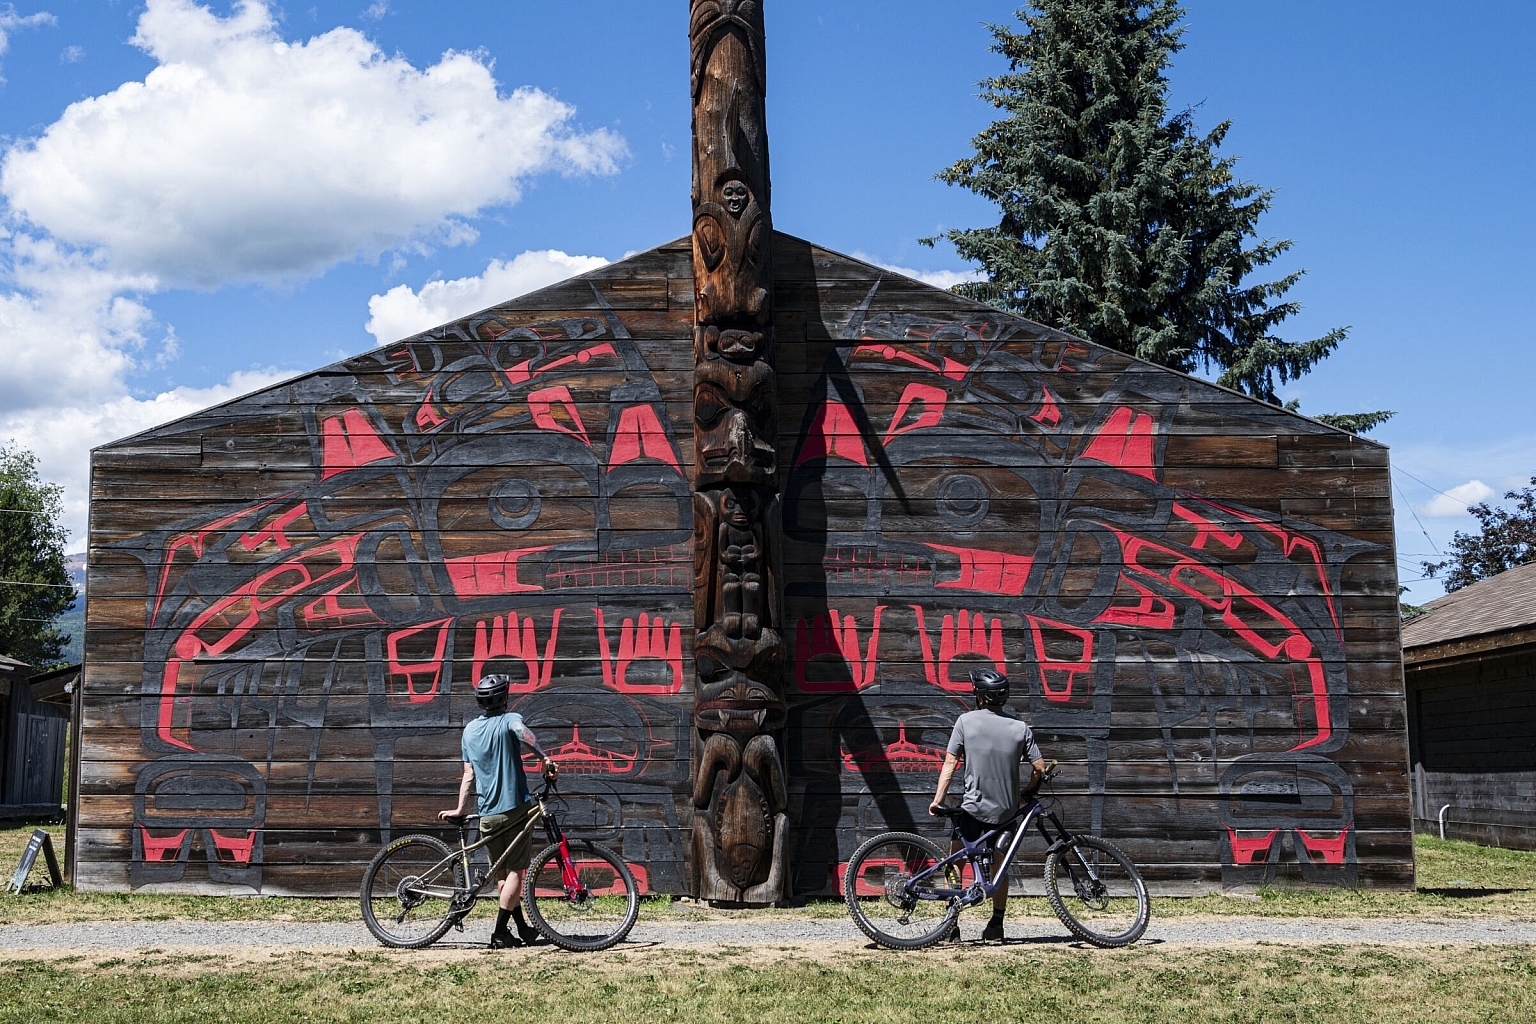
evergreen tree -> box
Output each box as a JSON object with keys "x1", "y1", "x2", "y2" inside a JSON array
[
  {"x1": 0, "y1": 441, "x2": 75, "y2": 668},
  {"x1": 929, "y1": 1, "x2": 1360, "y2": 407},
  {"x1": 1421, "y1": 478, "x2": 1536, "y2": 592}
]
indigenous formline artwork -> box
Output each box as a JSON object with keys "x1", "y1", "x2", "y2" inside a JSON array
[{"x1": 90, "y1": 239, "x2": 1400, "y2": 896}]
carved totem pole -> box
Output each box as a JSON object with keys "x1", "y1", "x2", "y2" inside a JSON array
[{"x1": 688, "y1": 0, "x2": 789, "y2": 904}]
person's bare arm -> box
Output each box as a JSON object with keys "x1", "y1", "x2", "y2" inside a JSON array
[
  {"x1": 929, "y1": 752, "x2": 961, "y2": 815},
  {"x1": 512, "y1": 720, "x2": 559, "y2": 781},
  {"x1": 1022, "y1": 757, "x2": 1049, "y2": 798},
  {"x1": 439, "y1": 761, "x2": 476, "y2": 820}
]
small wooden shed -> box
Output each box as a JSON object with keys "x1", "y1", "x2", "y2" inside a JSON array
[
  {"x1": 1404, "y1": 561, "x2": 1536, "y2": 849},
  {"x1": 0, "y1": 657, "x2": 73, "y2": 821}
]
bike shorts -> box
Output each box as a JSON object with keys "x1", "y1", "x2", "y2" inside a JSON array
[
  {"x1": 955, "y1": 810, "x2": 1001, "y2": 849},
  {"x1": 479, "y1": 802, "x2": 535, "y2": 873}
]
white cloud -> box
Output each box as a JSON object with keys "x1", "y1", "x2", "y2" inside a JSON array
[
  {"x1": 59, "y1": 43, "x2": 81, "y2": 63},
  {"x1": 0, "y1": 5, "x2": 54, "y2": 79},
  {"x1": 366, "y1": 249, "x2": 609, "y2": 344},
  {"x1": 0, "y1": 232, "x2": 157, "y2": 416},
  {"x1": 5, "y1": 368, "x2": 289, "y2": 552},
  {"x1": 0, "y1": 0, "x2": 625, "y2": 288},
  {"x1": 851, "y1": 251, "x2": 984, "y2": 291},
  {"x1": 0, "y1": 233, "x2": 289, "y2": 548},
  {"x1": 0, "y1": 0, "x2": 629, "y2": 547},
  {"x1": 1421, "y1": 479, "x2": 1494, "y2": 518}
]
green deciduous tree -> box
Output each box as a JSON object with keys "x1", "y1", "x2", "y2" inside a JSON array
[
  {"x1": 1421, "y1": 478, "x2": 1536, "y2": 592},
  {"x1": 0, "y1": 440, "x2": 75, "y2": 668},
  {"x1": 929, "y1": 0, "x2": 1381, "y2": 421}
]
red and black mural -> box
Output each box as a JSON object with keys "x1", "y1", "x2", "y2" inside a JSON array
[
  {"x1": 780, "y1": 280, "x2": 1384, "y2": 894},
  {"x1": 81, "y1": 239, "x2": 1408, "y2": 895}
]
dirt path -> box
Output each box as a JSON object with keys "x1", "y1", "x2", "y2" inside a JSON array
[{"x1": 4, "y1": 914, "x2": 1536, "y2": 959}]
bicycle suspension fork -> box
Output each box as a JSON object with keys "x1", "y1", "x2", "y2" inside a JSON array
[{"x1": 541, "y1": 805, "x2": 583, "y2": 895}]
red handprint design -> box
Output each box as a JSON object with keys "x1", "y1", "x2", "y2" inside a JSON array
[
  {"x1": 912, "y1": 606, "x2": 1005, "y2": 693},
  {"x1": 593, "y1": 608, "x2": 684, "y2": 695},
  {"x1": 793, "y1": 606, "x2": 884, "y2": 692},
  {"x1": 471, "y1": 610, "x2": 564, "y2": 693}
]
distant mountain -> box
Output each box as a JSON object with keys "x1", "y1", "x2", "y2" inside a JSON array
[{"x1": 53, "y1": 553, "x2": 87, "y2": 667}]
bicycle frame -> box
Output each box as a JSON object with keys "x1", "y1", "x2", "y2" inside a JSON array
[
  {"x1": 402, "y1": 788, "x2": 584, "y2": 909},
  {"x1": 906, "y1": 795, "x2": 1080, "y2": 903}
]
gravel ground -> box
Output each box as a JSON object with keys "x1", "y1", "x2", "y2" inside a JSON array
[{"x1": 4, "y1": 915, "x2": 1536, "y2": 953}]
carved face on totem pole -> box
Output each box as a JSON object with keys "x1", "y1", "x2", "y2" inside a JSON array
[{"x1": 694, "y1": 357, "x2": 778, "y2": 488}]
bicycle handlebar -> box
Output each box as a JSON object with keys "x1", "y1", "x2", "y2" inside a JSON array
[{"x1": 1023, "y1": 759, "x2": 1060, "y2": 797}]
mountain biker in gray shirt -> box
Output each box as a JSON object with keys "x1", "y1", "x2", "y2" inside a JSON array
[{"x1": 930, "y1": 669, "x2": 1047, "y2": 941}]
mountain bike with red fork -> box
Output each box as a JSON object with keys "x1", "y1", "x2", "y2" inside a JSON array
[{"x1": 360, "y1": 780, "x2": 639, "y2": 952}]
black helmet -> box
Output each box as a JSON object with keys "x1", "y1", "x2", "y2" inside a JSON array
[
  {"x1": 970, "y1": 668, "x2": 1009, "y2": 706},
  {"x1": 474, "y1": 674, "x2": 511, "y2": 711}
]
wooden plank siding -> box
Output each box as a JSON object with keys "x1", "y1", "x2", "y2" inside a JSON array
[
  {"x1": 1407, "y1": 646, "x2": 1536, "y2": 850},
  {"x1": 79, "y1": 234, "x2": 1413, "y2": 896}
]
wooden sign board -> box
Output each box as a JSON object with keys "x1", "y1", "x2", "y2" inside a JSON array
[{"x1": 7, "y1": 829, "x2": 63, "y2": 893}]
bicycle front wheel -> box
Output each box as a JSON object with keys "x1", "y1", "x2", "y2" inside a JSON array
[
  {"x1": 1044, "y1": 835, "x2": 1149, "y2": 948},
  {"x1": 843, "y1": 831, "x2": 964, "y2": 950},
  {"x1": 360, "y1": 834, "x2": 467, "y2": 949},
  {"x1": 522, "y1": 838, "x2": 639, "y2": 952}
]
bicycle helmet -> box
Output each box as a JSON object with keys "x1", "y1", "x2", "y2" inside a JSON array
[
  {"x1": 970, "y1": 668, "x2": 1010, "y2": 707},
  {"x1": 474, "y1": 673, "x2": 511, "y2": 712}
]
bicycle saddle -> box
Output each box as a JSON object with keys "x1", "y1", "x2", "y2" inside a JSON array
[
  {"x1": 440, "y1": 814, "x2": 482, "y2": 826},
  {"x1": 930, "y1": 804, "x2": 963, "y2": 818}
]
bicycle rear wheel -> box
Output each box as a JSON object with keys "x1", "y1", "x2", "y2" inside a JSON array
[
  {"x1": 843, "y1": 832, "x2": 964, "y2": 950},
  {"x1": 1044, "y1": 835, "x2": 1149, "y2": 948},
  {"x1": 522, "y1": 838, "x2": 639, "y2": 952},
  {"x1": 360, "y1": 834, "x2": 467, "y2": 949}
]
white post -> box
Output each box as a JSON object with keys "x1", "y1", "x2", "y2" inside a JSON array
[{"x1": 1438, "y1": 803, "x2": 1451, "y2": 841}]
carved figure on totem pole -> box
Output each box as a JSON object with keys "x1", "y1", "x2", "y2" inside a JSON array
[{"x1": 689, "y1": 0, "x2": 788, "y2": 904}]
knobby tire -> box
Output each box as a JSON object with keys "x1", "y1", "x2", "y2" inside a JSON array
[
  {"x1": 522, "y1": 839, "x2": 639, "y2": 952},
  {"x1": 360, "y1": 834, "x2": 467, "y2": 949},
  {"x1": 1043, "y1": 834, "x2": 1150, "y2": 948},
  {"x1": 843, "y1": 831, "x2": 962, "y2": 950}
]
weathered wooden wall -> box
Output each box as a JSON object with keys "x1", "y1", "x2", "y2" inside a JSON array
[
  {"x1": 1408, "y1": 648, "x2": 1536, "y2": 850},
  {"x1": 80, "y1": 234, "x2": 1412, "y2": 894}
]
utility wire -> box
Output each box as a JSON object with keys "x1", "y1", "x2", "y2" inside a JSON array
[
  {"x1": 1392, "y1": 480, "x2": 1440, "y2": 557},
  {"x1": 0, "y1": 580, "x2": 77, "y2": 588},
  {"x1": 1391, "y1": 466, "x2": 1464, "y2": 503},
  {"x1": 0, "y1": 508, "x2": 52, "y2": 516}
]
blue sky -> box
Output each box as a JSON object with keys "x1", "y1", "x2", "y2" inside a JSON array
[{"x1": 0, "y1": 1, "x2": 1531, "y2": 603}]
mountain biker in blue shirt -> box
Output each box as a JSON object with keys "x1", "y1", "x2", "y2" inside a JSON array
[
  {"x1": 440, "y1": 674, "x2": 559, "y2": 949},
  {"x1": 929, "y1": 669, "x2": 1047, "y2": 941}
]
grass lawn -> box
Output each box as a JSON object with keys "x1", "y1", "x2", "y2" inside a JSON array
[
  {"x1": 1, "y1": 943, "x2": 1533, "y2": 1024},
  {"x1": 5, "y1": 821, "x2": 1535, "y2": 1023},
  {"x1": 3, "y1": 818, "x2": 1534, "y2": 924}
]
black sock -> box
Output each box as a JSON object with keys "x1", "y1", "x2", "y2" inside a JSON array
[
  {"x1": 495, "y1": 908, "x2": 512, "y2": 933},
  {"x1": 988, "y1": 909, "x2": 1005, "y2": 925},
  {"x1": 512, "y1": 906, "x2": 530, "y2": 928}
]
